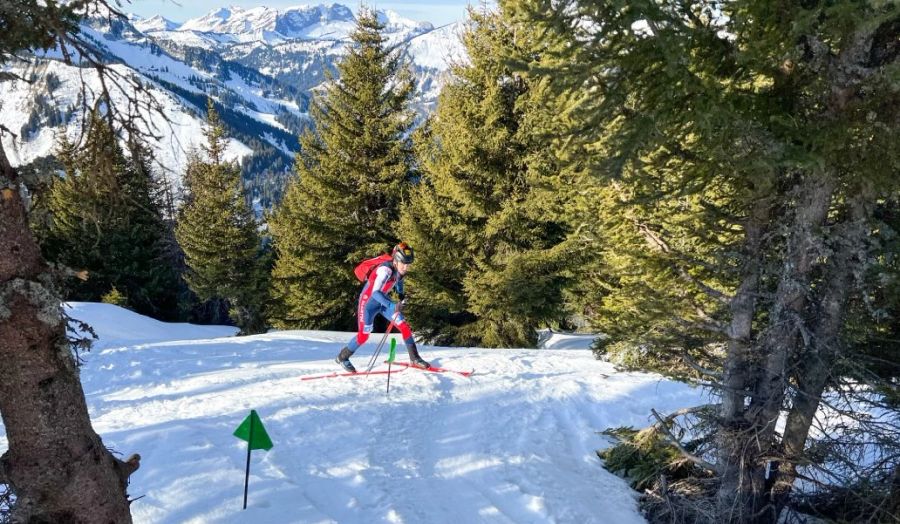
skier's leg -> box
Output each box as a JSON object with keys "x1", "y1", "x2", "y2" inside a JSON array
[
  {"x1": 393, "y1": 315, "x2": 428, "y2": 368},
  {"x1": 335, "y1": 296, "x2": 375, "y2": 372}
]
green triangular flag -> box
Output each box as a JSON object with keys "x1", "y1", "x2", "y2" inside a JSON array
[
  {"x1": 387, "y1": 338, "x2": 397, "y2": 363},
  {"x1": 233, "y1": 410, "x2": 273, "y2": 451}
]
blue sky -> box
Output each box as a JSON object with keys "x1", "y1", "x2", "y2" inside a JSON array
[{"x1": 126, "y1": 1, "x2": 483, "y2": 26}]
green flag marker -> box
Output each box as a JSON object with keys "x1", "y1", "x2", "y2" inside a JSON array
[
  {"x1": 234, "y1": 410, "x2": 273, "y2": 509},
  {"x1": 234, "y1": 410, "x2": 273, "y2": 450},
  {"x1": 387, "y1": 338, "x2": 397, "y2": 363}
]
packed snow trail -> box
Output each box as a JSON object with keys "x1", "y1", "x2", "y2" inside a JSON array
[{"x1": 0, "y1": 303, "x2": 705, "y2": 523}]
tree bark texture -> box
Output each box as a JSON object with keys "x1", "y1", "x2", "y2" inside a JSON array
[
  {"x1": 713, "y1": 13, "x2": 899, "y2": 519},
  {"x1": 716, "y1": 194, "x2": 771, "y2": 515},
  {"x1": 772, "y1": 181, "x2": 876, "y2": 511},
  {"x1": 714, "y1": 173, "x2": 835, "y2": 522},
  {"x1": 0, "y1": 142, "x2": 138, "y2": 523}
]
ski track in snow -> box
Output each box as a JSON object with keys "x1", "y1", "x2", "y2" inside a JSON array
[{"x1": 0, "y1": 304, "x2": 705, "y2": 523}]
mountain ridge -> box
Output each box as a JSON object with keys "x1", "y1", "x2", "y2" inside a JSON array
[{"x1": 1, "y1": 3, "x2": 466, "y2": 208}]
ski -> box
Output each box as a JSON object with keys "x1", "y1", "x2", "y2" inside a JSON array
[
  {"x1": 301, "y1": 368, "x2": 406, "y2": 381},
  {"x1": 387, "y1": 361, "x2": 474, "y2": 377}
]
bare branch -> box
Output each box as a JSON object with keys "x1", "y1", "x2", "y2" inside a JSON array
[
  {"x1": 0, "y1": 124, "x2": 17, "y2": 140},
  {"x1": 650, "y1": 408, "x2": 721, "y2": 474},
  {"x1": 681, "y1": 351, "x2": 722, "y2": 379}
]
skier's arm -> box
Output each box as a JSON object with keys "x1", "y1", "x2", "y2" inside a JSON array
[
  {"x1": 396, "y1": 278, "x2": 405, "y2": 302},
  {"x1": 370, "y1": 266, "x2": 394, "y2": 307}
]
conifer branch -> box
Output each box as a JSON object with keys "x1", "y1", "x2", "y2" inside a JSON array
[
  {"x1": 635, "y1": 220, "x2": 732, "y2": 304},
  {"x1": 673, "y1": 315, "x2": 728, "y2": 337},
  {"x1": 650, "y1": 408, "x2": 721, "y2": 474},
  {"x1": 680, "y1": 351, "x2": 722, "y2": 379}
]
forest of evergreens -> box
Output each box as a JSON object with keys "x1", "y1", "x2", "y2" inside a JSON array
[{"x1": 2, "y1": 1, "x2": 898, "y2": 522}]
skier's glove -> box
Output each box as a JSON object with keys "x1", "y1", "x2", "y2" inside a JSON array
[{"x1": 398, "y1": 293, "x2": 407, "y2": 307}]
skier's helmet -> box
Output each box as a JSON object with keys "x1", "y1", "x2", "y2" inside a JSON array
[{"x1": 392, "y1": 242, "x2": 414, "y2": 264}]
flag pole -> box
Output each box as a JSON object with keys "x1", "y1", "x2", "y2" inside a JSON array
[
  {"x1": 242, "y1": 417, "x2": 254, "y2": 510},
  {"x1": 386, "y1": 338, "x2": 397, "y2": 394},
  {"x1": 386, "y1": 360, "x2": 393, "y2": 394},
  {"x1": 234, "y1": 409, "x2": 272, "y2": 510}
]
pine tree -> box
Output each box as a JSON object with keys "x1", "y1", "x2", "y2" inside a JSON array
[
  {"x1": 399, "y1": 9, "x2": 583, "y2": 348},
  {"x1": 175, "y1": 100, "x2": 267, "y2": 334},
  {"x1": 268, "y1": 7, "x2": 415, "y2": 329},
  {"x1": 44, "y1": 113, "x2": 179, "y2": 319},
  {"x1": 505, "y1": 0, "x2": 900, "y2": 519}
]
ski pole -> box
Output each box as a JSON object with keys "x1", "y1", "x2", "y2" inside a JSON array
[
  {"x1": 364, "y1": 315, "x2": 397, "y2": 373},
  {"x1": 364, "y1": 303, "x2": 403, "y2": 373}
]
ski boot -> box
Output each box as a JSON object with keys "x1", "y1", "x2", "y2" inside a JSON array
[
  {"x1": 406, "y1": 342, "x2": 430, "y2": 369},
  {"x1": 335, "y1": 346, "x2": 357, "y2": 373}
]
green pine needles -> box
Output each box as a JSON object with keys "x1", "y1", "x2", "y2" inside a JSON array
[
  {"x1": 399, "y1": 9, "x2": 584, "y2": 348},
  {"x1": 44, "y1": 113, "x2": 179, "y2": 319},
  {"x1": 502, "y1": 0, "x2": 900, "y2": 519},
  {"x1": 175, "y1": 100, "x2": 267, "y2": 334}
]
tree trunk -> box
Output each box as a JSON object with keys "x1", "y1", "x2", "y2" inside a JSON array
[
  {"x1": 716, "y1": 174, "x2": 836, "y2": 522},
  {"x1": 716, "y1": 195, "x2": 770, "y2": 516},
  {"x1": 772, "y1": 181, "x2": 875, "y2": 512},
  {"x1": 0, "y1": 142, "x2": 138, "y2": 522}
]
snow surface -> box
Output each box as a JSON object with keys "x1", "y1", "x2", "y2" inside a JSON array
[
  {"x1": 0, "y1": 303, "x2": 704, "y2": 523},
  {"x1": 0, "y1": 3, "x2": 465, "y2": 189},
  {"x1": 133, "y1": 15, "x2": 180, "y2": 33}
]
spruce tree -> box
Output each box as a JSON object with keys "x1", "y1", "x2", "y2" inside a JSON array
[
  {"x1": 268, "y1": 7, "x2": 414, "y2": 329},
  {"x1": 399, "y1": 9, "x2": 583, "y2": 348},
  {"x1": 505, "y1": 0, "x2": 900, "y2": 519},
  {"x1": 175, "y1": 100, "x2": 267, "y2": 334},
  {"x1": 44, "y1": 113, "x2": 179, "y2": 319}
]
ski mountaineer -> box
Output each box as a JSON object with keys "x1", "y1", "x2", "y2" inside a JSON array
[{"x1": 335, "y1": 242, "x2": 430, "y2": 373}]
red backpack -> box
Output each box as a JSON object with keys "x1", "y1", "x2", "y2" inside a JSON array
[{"x1": 353, "y1": 254, "x2": 392, "y2": 282}]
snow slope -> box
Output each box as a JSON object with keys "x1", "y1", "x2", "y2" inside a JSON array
[{"x1": 0, "y1": 303, "x2": 704, "y2": 523}]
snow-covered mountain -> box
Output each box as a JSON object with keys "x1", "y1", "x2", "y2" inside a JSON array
[
  {"x1": 171, "y1": 4, "x2": 434, "y2": 44},
  {"x1": 0, "y1": 4, "x2": 467, "y2": 206},
  {"x1": 0, "y1": 302, "x2": 702, "y2": 523},
  {"x1": 131, "y1": 14, "x2": 180, "y2": 33}
]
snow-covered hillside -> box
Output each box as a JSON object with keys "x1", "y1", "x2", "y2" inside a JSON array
[
  {"x1": 0, "y1": 58, "x2": 255, "y2": 189},
  {"x1": 0, "y1": 303, "x2": 703, "y2": 523}
]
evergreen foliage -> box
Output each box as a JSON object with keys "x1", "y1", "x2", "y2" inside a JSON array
[
  {"x1": 43, "y1": 113, "x2": 180, "y2": 319},
  {"x1": 268, "y1": 7, "x2": 414, "y2": 329},
  {"x1": 175, "y1": 100, "x2": 268, "y2": 334},
  {"x1": 101, "y1": 286, "x2": 128, "y2": 308},
  {"x1": 399, "y1": 9, "x2": 584, "y2": 347},
  {"x1": 504, "y1": 0, "x2": 900, "y2": 519},
  {"x1": 600, "y1": 426, "x2": 703, "y2": 492}
]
